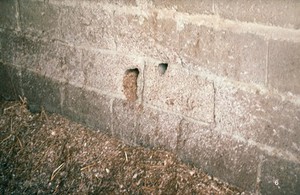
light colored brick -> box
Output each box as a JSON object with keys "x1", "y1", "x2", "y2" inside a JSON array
[
  {"x1": 144, "y1": 60, "x2": 215, "y2": 123},
  {"x1": 177, "y1": 120, "x2": 260, "y2": 192},
  {"x1": 82, "y1": 49, "x2": 144, "y2": 99},
  {"x1": 59, "y1": 5, "x2": 115, "y2": 49},
  {"x1": 114, "y1": 13, "x2": 180, "y2": 64},
  {"x1": 215, "y1": 84, "x2": 300, "y2": 157},
  {"x1": 83, "y1": 0, "x2": 137, "y2": 6},
  {"x1": 0, "y1": 0, "x2": 18, "y2": 30},
  {"x1": 112, "y1": 99, "x2": 181, "y2": 151},
  {"x1": 268, "y1": 40, "x2": 300, "y2": 95},
  {"x1": 152, "y1": 0, "x2": 213, "y2": 15},
  {"x1": 179, "y1": 24, "x2": 267, "y2": 85},
  {"x1": 214, "y1": 0, "x2": 299, "y2": 29},
  {"x1": 137, "y1": 106, "x2": 181, "y2": 151}
]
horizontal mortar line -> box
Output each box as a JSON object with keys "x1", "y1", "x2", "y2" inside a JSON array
[
  {"x1": 143, "y1": 103, "x2": 212, "y2": 127},
  {"x1": 181, "y1": 62, "x2": 300, "y2": 106},
  {"x1": 6, "y1": 30, "x2": 300, "y2": 107},
  {"x1": 10, "y1": 31, "x2": 300, "y2": 107},
  {"x1": 218, "y1": 129, "x2": 300, "y2": 164},
  {"x1": 16, "y1": 66, "x2": 126, "y2": 100},
  {"x1": 5, "y1": 63, "x2": 299, "y2": 164},
  {"x1": 172, "y1": 12, "x2": 300, "y2": 43},
  {"x1": 48, "y1": 1, "x2": 300, "y2": 42}
]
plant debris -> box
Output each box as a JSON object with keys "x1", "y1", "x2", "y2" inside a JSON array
[{"x1": 0, "y1": 99, "x2": 241, "y2": 194}]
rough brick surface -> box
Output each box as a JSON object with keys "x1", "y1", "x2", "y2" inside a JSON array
[
  {"x1": 82, "y1": 49, "x2": 144, "y2": 99},
  {"x1": 114, "y1": 13, "x2": 180, "y2": 64},
  {"x1": 20, "y1": 0, "x2": 60, "y2": 37},
  {"x1": 177, "y1": 120, "x2": 260, "y2": 192},
  {"x1": 144, "y1": 60, "x2": 215, "y2": 123},
  {"x1": 215, "y1": 84, "x2": 300, "y2": 157},
  {"x1": 112, "y1": 99, "x2": 181, "y2": 151},
  {"x1": 260, "y1": 156, "x2": 300, "y2": 195},
  {"x1": 152, "y1": 0, "x2": 213, "y2": 15},
  {"x1": 137, "y1": 106, "x2": 181, "y2": 151},
  {"x1": 62, "y1": 84, "x2": 112, "y2": 133},
  {"x1": 59, "y1": 4, "x2": 115, "y2": 49},
  {"x1": 0, "y1": 0, "x2": 18, "y2": 30},
  {"x1": 179, "y1": 24, "x2": 267, "y2": 85},
  {"x1": 1, "y1": 0, "x2": 300, "y2": 193},
  {"x1": 215, "y1": 0, "x2": 299, "y2": 29},
  {"x1": 268, "y1": 40, "x2": 300, "y2": 95}
]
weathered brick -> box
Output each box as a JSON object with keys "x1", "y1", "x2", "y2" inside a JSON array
[
  {"x1": 0, "y1": 0, "x2": 18, "y2": 30},
  {"x1": 137, "y1": 106, "x2": 181, "y2": 151},
  {"x1": 39, "y1": 42, "x2": 83, "y2": 85},
  {"x1": 179, "y1": 24, "x2": 267, "y2": 85},
  {"x1": 268, "y1": 40, "x2": 300, "y2": 95},
  {"x1": 82, "y1": 49, "x2": 144, "y2": 99},
  {"x1": 144, "y1": 59, "x2": 215, "y2": 123},
  {"x1": 111, "y1": 100, "x2": 140, "y2": 145},
  {"x1": 114, "y1": 12, "x2": 180, "y2": 64},
  {"x1": 22, "y1": 70, "x2": 62, "y2": 114},
  {"x1": 260, "y1": 156, "x2": 300, "y2": 194},
  {"x1": 177, "y1": 120, "x2": 260, "y2": 192},
  {"x1": 215, "y1": 0, "x2": 299, "y2": 29},
  {"x1": 151, "y1": 0, "x2": 213, "y2": 15},
  {"x1": 215, "y1": 84, "x2": 300, "y2": 157},
  {"x1": 82, "y1": 0, "x2": 137, "y2": 6},
  {"x1": 62, "y1": 84, "x2": 112, "y2": 133},
  {"x1": 112, "y1": 99, "x2": 181, "y2": 151},
  {"x1": 59, "y1": 4, "x2": 115, "y2": 49},
  {"x1": 0, "y1": 63, "x2": 22, "y2": 100},
  {"x1": 19, "y1": 0, "x2": 60, "y2": 37}
]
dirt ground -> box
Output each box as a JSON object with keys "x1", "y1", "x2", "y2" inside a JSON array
[{"x1": 0, "y1": 99, "x2": 241, "y2": 194}]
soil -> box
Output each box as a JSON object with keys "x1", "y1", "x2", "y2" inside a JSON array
[{"x1": 0, "y1": 99, "x2": 241, "y2": 194}]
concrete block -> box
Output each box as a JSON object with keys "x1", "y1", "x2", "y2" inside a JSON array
[
  {"x1": 260, "y1": 156, "x2": 300, "y2": 194},
  {"x1": 112, "y1": 99, "x2": 181, "y2": 151},
  {"x1": 215, "y1": 84, "x2": 300, "y2": 157},
  {"x1": 114, "y1": 13, "x2": 180, "y2": 64},
  {"x1": 40, "y1": 42, "x2": 83, "y2": 85},
  {"x1": 111, "y1": 100, "x2": 141, "y2": 145},
  {"x1": 137, "y1": 106, "x2": 181, "y2": 151},
  {"x1": 22, "y1": 70, "x2": 62, "y2": 114},
  {"x1": 82, "y1": 49, "x2": 144, "y2": 99},
  {"x1": 177, "y1": 120, "x2": 260, "y2": 192},
  {"x1": 59, "y1": 5, "x2": 115, "y2": 49},
  {"x1": 214, "y1": 0, "x2": 299, "y2": 29},
  {"x1": 268, "y1": 40, "x2": 300, "y2": 95},
  {"x1": 62, "y1": 84, "x2": 112, "y2": 133},
  {"x1": 151, "y1": 0, "x2": 213, "y2": 15},
  {"x1": 19, "y1": 0, "x2": 60, "y2": 37},
  {"x1": 144, "y1": 60, "x2": 215, "y2": 123},
  {"x1": 0, "y1": 0, "x2": 18, "y2": 30},
  {"x1": 179, "y1": 24, "x2": 267, "y2": 85},
  {"x1": 0, "y1": 63, "x2": 22, "y2": 100}
]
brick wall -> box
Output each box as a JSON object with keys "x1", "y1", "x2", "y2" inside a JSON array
[{"x1": 0, "y1": 0, "x2": 299, "y2": 193}]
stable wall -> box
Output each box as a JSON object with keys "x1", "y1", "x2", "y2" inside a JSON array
[{"x1": 0, "y1": 0, "x2": 300, "y2": 193}]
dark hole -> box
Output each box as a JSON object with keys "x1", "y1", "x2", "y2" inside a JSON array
[
  {"x1": 123, "y1": 68, "x2": 139, "y2": 102},
  {"x1": 158, "y1": 63, "x2": 168, "y2": 75}
]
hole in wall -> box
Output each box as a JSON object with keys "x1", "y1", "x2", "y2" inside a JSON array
[
  {"x1": 123, "y1": 68, "x2": 139, "y2": 102},
  {"x1": 158, "y1": 63, "x2": 168, "y2": 75}
]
